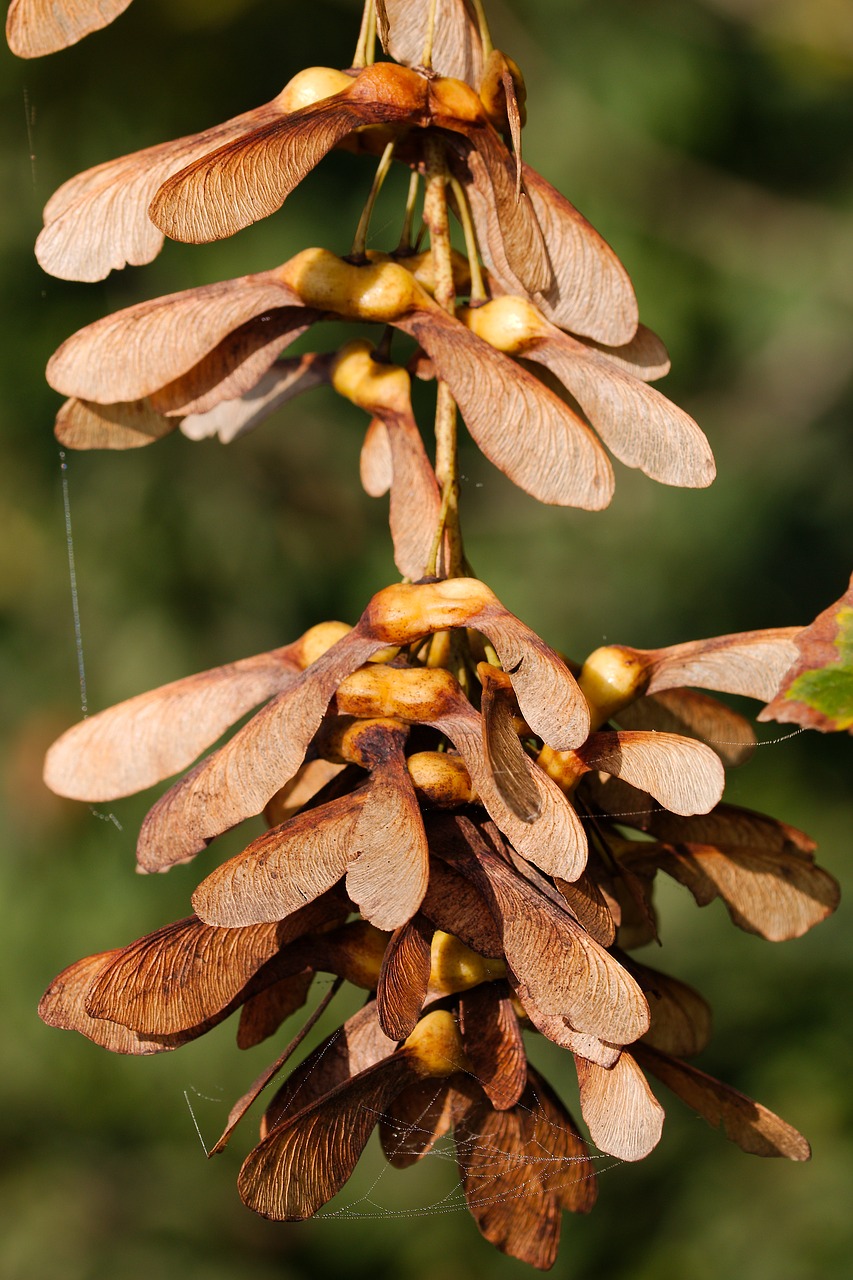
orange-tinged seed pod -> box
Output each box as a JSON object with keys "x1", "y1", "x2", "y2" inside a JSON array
[
  {"x1": 365, "y1": 578, "x2": 497, "y2": 643},
  {"x1": 479, "y1": 50, "x2": 528, "y2": 130},
  {"x1": 296, "y1": 620, "x2": 352, "y2": 668},
  {"x1": 337, "y1": 664, "x2": 462, "y2": 722},
  {"x1": 407, "y1": 751, "x2": 476, "y2": 807}
]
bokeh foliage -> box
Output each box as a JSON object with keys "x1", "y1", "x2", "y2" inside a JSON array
[{"x1": 1, "y1": 2, "x2": 851, "y2": 1277}]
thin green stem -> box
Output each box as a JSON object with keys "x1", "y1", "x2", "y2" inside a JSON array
[
  {"x1": 469, "y1": 0, "x2": 494, "y2": 58},
  {"x1": 422, "y1": 0, "x2": 439, "y2": 69},
  {"x1": 396, "y1": 170, "x2": 421, "y2": 256},
  {"x1": 350, "y1": 140, "x2": 396, "y2": 261},
  {"x1": 352, "y1": 0, "x2": 373, "y2": 68},
  {"x1": 449, "y1": 175, "x2": 488, "y2": 306}
]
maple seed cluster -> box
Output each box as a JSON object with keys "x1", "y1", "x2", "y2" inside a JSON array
[{"x1": 18, "y1": 0, "x2": 841, "y2": 1271}]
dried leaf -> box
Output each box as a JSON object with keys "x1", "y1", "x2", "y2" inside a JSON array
[
  {"x1": 617, "y1": 688, "x2": 756, "y2": 768},
  {"x1": 397, "y1": 302, "x2": 614, "y2": 508},
  {"x1": 239, "y1": 1054, "x2": 418, "y2": 1218},
  {"x1": 135, "y1": 628, "x2": 386, "y2": 870},
  {"x1": 377, "y1": 914, "x2": 433, "y2": 1041},
  {"x1": 7, "y1": 0, "x2": 133, "y2": 58},
  {"x1": 578, "y1": 730, "x2": 725, "y2": 816},
  {"x1": 575, "y1": 1051, "x2": 664, "y2": 1161},
  {"x1": 459, "y1": 983, "x2": 527, "y2": 1111},
  {"x1": 760, "y1": 573, "x2": 853, "y2": 733},
  {"x1": 181, "y1": 353, "x2": 330, "y2": 443},
  {"x1": 46, "y1": 273, "x2": 306, "y2": 404},
  {"x1": 377, "y1": 0, "x2": 484, "y2": 85},
  {"x1": 636, "y1": 1045, "x2": 811, "y2": 1160},
  {"x1": 191, "y1": 791, "x2": 366, "y2": 927},
  {"x1": 44, "y1": 645, "x2": 301, "y2": 801},
  {"x1": 54, "y1": 398, "x2": 177, "y2": 450},
  {"x1": 524, "y1": 334, "x2": 715, "y2": 488}
]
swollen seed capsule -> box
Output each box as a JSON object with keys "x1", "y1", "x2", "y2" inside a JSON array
[
  {"x1": 336, "y1": 664, "x2": 461, "y2": 722},
  {"x1": 274, "y1": 67, "x2": 353, "y2": 114},
  {"x1": 406, "y1": 751, "x2": 476, "y2": 807},
  {"x1": 429, "y1": 932, "x2": 506, "y2": 995},
  {"x1": 281, "y1": 248, "x2": 420, "y2": 322},
  {"x1": 296, "y1": 620, "x2": 352, "y2": 669},
  {"x1": 579, "y1": 644, "x2": 651, "y2": 729},
  {"x1": 460, "y1": 295, "x2": 546, "y2": 355},
  {"x1": 404, "y1": 1009, "x2": 468, "y2": 1078},
  {"x1": 365, "y1": 578, "x2": 497, "y2": 643},
  {"x1": 331, "y1": 340, "x2": 411, "y2": 415}
]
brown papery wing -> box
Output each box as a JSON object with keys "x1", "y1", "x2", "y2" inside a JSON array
[
  {"x1": 181, "y1": 353, "x2": 331, "y2": 443},
  {"x1": 151, "y1": 68, "x2": 428, "y2": 244},
  {"x1": 578, "y1": 730, "x2": 725, "y2": 816},
  {"x1": 480, "y1": 665, "x2": 542, "y2": 823},
  {"x1": 54, "y1": 398, "x2": 178, "y2": 450},
  {"x1": 617, "y1": 688, "x2": 756, "y2": 768},
  {"x1": 381, "y1": 408, "x2": 442, "y2": 581},
  {"x1": 644, "y1": 628, "x2": 802, "y2": 702},
  {"x1": 44, "y1": 645, "x2": 301, "y2": 801},
  {"x1": 459, "y1": 983, "x2": 527, "y2": 1112},
  {"x1": 575, "y1": 1052, "x2": 664, "y2": 1161},
  {"x1": 377, "y1": 914, "x2": 433, "y2": 1041},
  {"x1": 134, "y1": 628, "x2": 386, "y2": 871},
  {"x1": 525, "y1": 335, "x2": 715, "y2": 488},
  {"x1": 377, "y1": 0, "x2": 484, "y2": 85},
  {"x1": 46, "y1": 275, "x2": 304, "y2": 404},
  {"x1": 190, "y1": 791, "x2": 366, "y2": 927},
  {"x1": 623, "y1": 958, "x2": 712, "y2": 1058},
  {"x1": 8, "y1": 0, "x2": 133, "y2": 58},
  {"x1": 379, "y1": 1077, "x2": 456, "y2": 1168},
  {"x1": 35, "y1": 96, "x2": 291, "y2": 280},
  {"x1": 396, "y1": 303, "x2": 614, "y2": 509},
  {"x1": 347, "y1": 755, "x2": 430, "y2": 931},
  {"x1": 635, "y1": 1046, "x2": 811, "y2": 1160},
  {"x1": 238, "y1": 1054, "x2": 417, "y2": 1219}
]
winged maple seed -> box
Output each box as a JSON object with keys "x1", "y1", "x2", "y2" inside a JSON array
[{"x1": 22, "y1": 0, "x2": 844, "y2": 1266}]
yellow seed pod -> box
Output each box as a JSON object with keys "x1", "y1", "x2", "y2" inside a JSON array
[
  {"x1": 366, "y1": 578, "x2": 497, "y2": 644},
  {"x1": 336, "y1": 664, "x2": 461, "y2": 722},
  {"x1": 296, "y1": 620, "x2": 352, "y2": 669},
  {"x1": 391, "y1": 249, "x2": 472, "y2": 298},
  {"x1": 331, "y1": 340, "x2": 411, "y2": 415},
  {"x1": 536, "y1": 743, "x2": 586, "y2": 796},
  {"x1": 274, "y1": 66, "x2": 354, "y2": 114},
  {"x1": 429, "y1": 931, "x2": 506, "y2": 995},
  {"x1": 404, "y1": 1009, "x2": 468, "y2": 1078},
  {"x1": 339, "y1": 921, "x2": 389, "y2": 991},
  {"x1": 280, "y1": 248, "x2": 420, "y2": 322},
  {"x1": 579, "y1": 645, "x2": 651, "y2": 730},
  {"x1": 460, "y1": 295, "x2": 545, "y2": 355},
  {"x1": 407, "y1": 751, "x2": 476, "y2": 807},
  {"x1": 479, "y1": 50, "x2": 528, "y2": 130}
]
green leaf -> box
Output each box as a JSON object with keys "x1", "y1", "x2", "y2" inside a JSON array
[{"x1": 760, "y1": 575, "x2": 853, "y2": 733}]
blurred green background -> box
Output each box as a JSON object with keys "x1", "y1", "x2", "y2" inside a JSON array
[{"x1": 1, "y1": 1, "x2": 851, "y2": 1277}]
